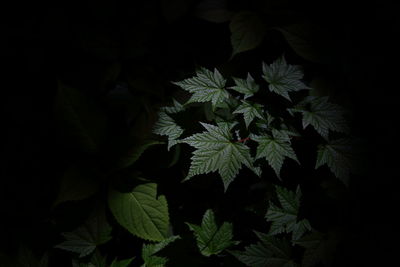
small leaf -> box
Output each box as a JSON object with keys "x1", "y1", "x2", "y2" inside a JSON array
[
  {"x1": 262, "y1": 56, "x2": 310, "y2": 101},
  {"x1": 108, "y1": 183, "x2": 169, "y2": 241},
  {"x1": 316, "y1": 138, "x2": 354, "y2": 185},
  {"x1": 252, "y1": 134, "x2": 298, "y2": 178},
  {"x1": 160, "y1": 99, "x2": 185, "y2": 114},
  {"x1": 186, "y1": 209, "x2": 236, "y2": 256},
  {"x1": 230, "y1": 11, "x2": 265, "y2": 57},
  {"x1": 195, "y1": 0, "x2": 233, "y2": 23},
  {"x1": 141, "y1": 236, "x2": 180, "y2": 267},
  {"x1": 109, "y1": 257, "x2": 134, "y2": 267},
  {"x1": 55, "y1": 208, "x2": 112, "y2": 257},
  {"x1": 153, "y1": 112, "x2": 184, "y2": 150},
  {"x1": 172, "y1": 67, "x2": 229, "y2": 109},
  {"x1": 233, "y1": 100, "x2": 264, "y2": 128},
  {"x1": 116, "y1": 140, "x2": 164, "y2": 169},
  {"x1": 229, "y1": 73, "x2": 259, "y2": 99}
]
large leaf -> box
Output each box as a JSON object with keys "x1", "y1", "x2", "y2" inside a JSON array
[
  {"x1": 251, "y1": 133, "x2": 298, "y2": 178},
  {"x1": 265, "y1": 186, "x2": 311, "y2": 242},
  {"x1": 290, "y1": 96, "x2": 348, "y2": 139},
  {"x1": 230, "y1": 232, "x2": 297, "y2": 267},
  {"x1": 141, "y1": 235, "x2": 180, "y2": 267},
  {"x1": 153, "y1": 111, "x2": 184, "y2": 150},
  {"x1": 55, "y1": 208, "x2": 112, "y2": 257},
  {"x1": 229, "y1": 73, "x2": 260, "y2": 99},
  {"x1": 108, "y1": 183, "x2": 169, "y2": 241},
  {"x1": 172, "y1": 67, "x2": 229, "y2": 109},
  {"x1": 316, "y1": 138, "x2": 354, "y2": 185},
  {"x1": 230, "y1": 11, "x2": 265, "y2": 58},
  {"x1": 262, "y1": 56, "x2": 310, "y2": 101},
  {"x1": 186, "y1": 209, "x2": 237, "y2": 256},
  {"x1": 183, "y1": 122, "x2": 260, "y2": 191},
  {"x1": 233, "y1": 100, "x2": 264, "y2": 128}
]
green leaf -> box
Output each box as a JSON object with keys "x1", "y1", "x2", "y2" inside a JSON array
[
  {"x1": 141, "y1": 236, "x2": 180, "y2": 267},
  {"x1": 316, "y1": 138, "x2": 354, "y2": 185},
  {"x1": 172, "y1": 67, "x2": 229, "y2": 109},
  {"x1": 294, "y1": 231, "x2": 339, "y2": 267},
  {"x1": 265, "y1": 186, "x2": 311, "y2": 242},
  {"x1": 183, "y1": 122, "x2": 260, "y2": 191},
  {"x1": 110, "y1": 257, "x2": 134, "y2": 267},
  {"x1": 160, "y1": 99, "x2": 185, "y2": 114},
  {"x1": 252, "y1": 133, "x2": 298, "y2": 178},
  {"x1": 16, "y1": 246, "x2": 49, "y2": 267},
  {"x1": 291, "y1": 96, "x2": 348, "y2": 139},
  {"x1": 233, "y1": 100, "x2": 264, "y2": 128},
  {"x1": 55, "y1": 208, "x2": 112, "y2": 258},
  {"x1": 230, "y1": 11, "x2": 265, "y2": 58},
  {"x1": 195, "y1": 0, "x2": 233, "y2": 23},
  {"x1": 186, "y1": 209, "x2": 236, "y2": 256},
  {"x1": 229, "y1": 73, "x2": 260, "y2": 99},
  {"x1": 115, "y1": 140, "x2": 164, "y2": 169},
  {"x1": 230, "y1": 232, "x2": 297, "y2": 267},
  {"x1": 53, "y1": 165, "x2": 99, "y2": 207},
  {"x1": 153, "y1": 111, "x2": 184, "y2": 150},
  {"x1": 55, "y1": 82, "x2": 107, "y2": 153},
  {"x1": 108, "y1": 183, "x2": 169, "y2": 241},
  {"x1": 262, "y1": 56, "x2": 310, "y2": 101}
]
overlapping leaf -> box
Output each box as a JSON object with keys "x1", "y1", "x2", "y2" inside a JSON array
[
  {"x1": 290, "y1": 96, "x2": 348, "y2": 139},
  {"x1": 262, "y1": 56, "x2": 310, "y2": 101},
  {"x1": 265, "y1": 186, "x2": 311, "y2": 242},
  {"x1": 233, "y1": 100, "x2": 264, "y2": 128},
  {"x1": 172, "y1": 67, "x2": 229, "y2": 109},
  {"x1": 183, "y1": 122, "x2": 260, "y2": 190},
  {"x1": 251, "y1": 133, "x2": 298, "y2": 178},
  {"x1": 108, "y1": 183, "x2": 169, "y2": 241},
  {"x1": 229, "y1": 73, "x2": 259, "y2": 99},
  {"x1": 186, "y1": 209, "x2": 237, "y2": 256},
  {"x1": 230, "y1": 232, "x2": 297, "y2": 267}
]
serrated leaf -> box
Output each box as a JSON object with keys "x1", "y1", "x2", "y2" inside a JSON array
[
  {"x1": 116, "y1": 140, "x2": 164, "y2": 169},
  {"x1": 172, "y1": 67, "x2": 229, "y2": 109},
  {"x1": 183, "y1": 122, "x2": 260, "y2": 191},
  {"x1": 252, "y1": 134, "x2": 298, "y2": 178},
  {"x1": 186, "y1": 209, "x2": 236, "y2": 256},
  {"x1": 265, "y1": 186, "x2": 311, "y2": 242},
  {"x1": 316, "y1": 138, "x2": 354, "y2": 185},
  {"x1": 160, "y1": 99, "x2": 185, "y2": 114},
  {"x1": 108, "y1": 183, "x2": 169, "y2": 241},
  {"x1": 141, "y1": 236, "x2": 180, "y2": 267},
  {"x1": 292, "y1": 96, "x2": 348, "y2": 139},
  {"x1": 233, "y1": 100, "x2": 264, "y2": 128},
  {"x1": 153, "y1": 111, "x2": 184, "y2": 150},
  {"x1": 230, "y1": 11, "x2": 265, "y2": 57},
  {"x1": 55, "y1": 208, "x2": 112, "y2": 258},
  {"x1": 229, "y1": 73, "x2": 259, "y2": 99},
  {"x1": 262, "y1": 56, "x2": 310, "y2": 101},
  {"x1": 231, "y1": 232, "x2": 297, "y2": 267},
  {"x1": 53, "y1": 165, "x2": 99, "y2": 207}
]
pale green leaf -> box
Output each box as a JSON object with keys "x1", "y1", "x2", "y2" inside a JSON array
[
  {"x1": 229, "y1": 73, "x2": 259, "y2": 99},
  {"x1": 183, "y1": 122, "x2": 260, "y2": 190},
  {"x1": 230, "y1": 11, "x2": 265, "y2": 57},
  {"x1": 186, "y1": 209, "x2": 236, "y2": 256},
  {"x1": 252, "y1": 134, "x2": 298, "y2": 178},
  {"x1": 262, "y1": 56, "x2": 310, "y2": 101},
  {"x1": 153, "y1": 111, "x2": 184, "y2": 150},
  {"x1": 172, "y1": 67, "x2": 229, "y2": 109},
  {"x1": 233, "y1": 100, "x2": 264, "y2": 128},
  {"x1": 108, "y1": 183, "x2": 169, "y2": 241},
  {"x1": 160, "y1": 99, "x2": 185, "y2": 114},
  {"x1": 141, "y1": 236, "x2": 180, "y2": 267}
]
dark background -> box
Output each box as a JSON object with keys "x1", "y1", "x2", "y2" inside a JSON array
[{"x1": 1, "y1": 0, "x2": 399, "y2": 266}]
